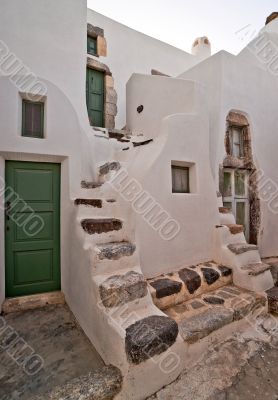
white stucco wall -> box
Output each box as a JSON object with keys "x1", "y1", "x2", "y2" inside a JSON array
[
  {"x1": 87, "y1": 9, "x2": 196, "y2": 129},
  {"x1": 126, "y1": 74, "x2": 219, "y2": 277},
  {"x1": 179, "y1": 18, "x2": 278, "y2": 258},
  {"x1": 0, "y1": 0, "x2": 100, "y2": 309}
]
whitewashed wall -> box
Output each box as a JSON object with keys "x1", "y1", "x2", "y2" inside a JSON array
[
  {"x1": 0, "y1": 0, "x2": 97, "y2": 309},
  {"x1": 87, "y1": 9, "x2": 196, "y2": 128},
  {"x1": 126, "y1": 74, "x2": 219, "y2": 277},
  {"x1": 179, "y1": 18, "x2": 278, "y2": 258}
]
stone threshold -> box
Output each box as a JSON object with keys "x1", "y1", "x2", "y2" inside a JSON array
[{"x1": 1, "y1": 291, "x2": 65, "y2": 314}]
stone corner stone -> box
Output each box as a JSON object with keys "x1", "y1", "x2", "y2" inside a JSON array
[{"x1": 125, "y1": 315, "x2": 178, "y2": 364}]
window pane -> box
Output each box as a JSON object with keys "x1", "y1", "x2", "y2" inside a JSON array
[
  {"x1": 231, "y1": 127, "x2": 244, "y2": 158},
  {"x1": 236, "y1": 202, "x2": 246, "y2": 227},
  {"x1": 235, "y1": 171, "x2": 246, "y2": 196},
  {"x1": 87, "y1": 36, "x2": 97, "y2": 55},
  {"x1": 172, "y1": 166, "x2": 189, "y2": 193},
  {"x1": 232, "y1": 128, "x2": 240, "y2": 144},
  {"x1": 223, "y1": 172, "x2": 232, "y2": 197},
  {"x1": 22, "y1": 100, "x2": 44, "y2": 138},
  {"x1": 223, "y1": 202, "x2": 232, "y2": 210},
  {"x1": 233, "y1": 142, "x2": 240, "y2": 158}
]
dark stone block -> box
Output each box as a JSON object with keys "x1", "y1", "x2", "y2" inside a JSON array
[
  {"x1": 190, "y1": 300, "x2": 205, "y2": 310},
  {"x1": 74, "y1": 198, "x2": 102, "y2": 208},
  {"x1": 150, "y1": 279, "x2": 182, "y2": 299},
  {"x1": 204, "y1": 296, "x2": 225, "y2": 305},
  {"x1": 81, "y1": 219, "x2": 122, "y2": 234},
  {"x1": 97, "y1": 242, "x2": 136, "y2": 260},
  {"x1": 201, "y1": 268, "x2": 220, "y2": 285},
  {"x1": 178, "y1": 268, "x2": 201, "y2": 294},
  {"x1": 125, "y1": 316, "x2": 178, "y2": 364},
  {"x1": 100, "y1": 272, "x2": 147, "y2": 308},
  {"x1": 218, "y1": 265, "x2": 232, "y2": 277},
  {"x1": 266, "y1": 287, "x2": 278, "y2": 314}
]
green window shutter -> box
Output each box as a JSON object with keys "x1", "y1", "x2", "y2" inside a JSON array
[
  {"x1": 22, "y1": 100, "x2": 44, "y2": 138},
  {"x1": 87, "y1": 36, "x2": 97, "y2": 56}
]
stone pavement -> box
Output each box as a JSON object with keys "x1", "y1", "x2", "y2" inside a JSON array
[
  {"x1": 0, "y1": 304, "x2": 105, "y2": 399},
  {"x1": 148, "y1": 314, "x2": 278, "y2": 400}
]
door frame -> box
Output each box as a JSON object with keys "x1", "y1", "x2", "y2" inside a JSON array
[
  {"x1": 223, "y1": 168, "x2": 250, "y2": 241},
  {"x1": 4, "y1": 160, "x2": 61, "y2": 298}
]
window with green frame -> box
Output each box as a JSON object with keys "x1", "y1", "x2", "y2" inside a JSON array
[
  {"x1": 22, "y1": 99, "x2": 44, "y2": 138},
  {"x1": 87, "y1": 36, "x2": 97, "y2": 56}
]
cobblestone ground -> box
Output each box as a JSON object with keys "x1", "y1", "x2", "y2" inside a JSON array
[{"x1": 148, "y1": 315, "x2": 278, "y2": 400}]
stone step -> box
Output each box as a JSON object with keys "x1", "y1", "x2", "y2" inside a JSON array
[
  {"x1": 227, "y1": 243, "x2": 258, "y2": 255},
  {"x1": 75, "y1": 198, "x2": 103, "y2": 208},
  {"x1": 99, "y1": 161, "x2": 121, "y2": 176},
  {"x1": 35, "y1": 365, "x2": 123, "y2": 400},
  {"x1": 241, "y1": 262, "x2": 271, "y2": 276},
  {"x1": 164, "y1": 285, "x2": 266, "y2": 344},
  {"x1": 125, "y1": 315, "x2": 179, "y2": 364},
  {"x1": 81, "y1": 218, "x2": 122, "y2": 235},
  {"x1": 95, "y1": 241, "x2": 136, "y2": 260},
  {"x1": 219, "y1": 207, "x2": 232, "y2": 214},
  {"x1": 81, "y1": 180, "x2": 102, "y2": 189},
  {"x1": 266, "y1": 286, "x2": 278, "y2": 314},
  {"x1": 148, "y1": 262, "x2": 232, "y2": 310},
  {"x1": 224, "y1": 224, "x2": 244, "y2": 235},
  {"x1": 99, "y1": 270, "x2": 148, "y2": 308}
]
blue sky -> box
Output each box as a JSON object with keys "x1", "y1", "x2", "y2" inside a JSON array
[{"x1": 87, "y1": 0, "x2": 277, "y2": 54}]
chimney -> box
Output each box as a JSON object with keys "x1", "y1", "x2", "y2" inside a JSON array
[{"x1": 191, "y1": 37, "x2": 211, "y2": 60}]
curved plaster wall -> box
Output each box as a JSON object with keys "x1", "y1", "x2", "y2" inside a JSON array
[
  {"x1": 125, "y1": 74, "x2": 218, "y2": 278},
  {"x1": 178, "y1": 19, "x2": 278, "y2": 257}
]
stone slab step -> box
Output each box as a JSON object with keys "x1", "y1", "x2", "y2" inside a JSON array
[
  {"x1": 99, "y1": 271, "x2": 148, "y2": 308},
  {"x1": 81, "y1": 218, "x2": 122, "y2": 235},
  {"x1": 96, "y1": 241, "x2": 136, "y2": 260},
  {"x1": 241, "y1": 262, "x2": 271, "y2": 276},
  {"x1": 99, "y1": 161, "x2": 121, "y2": 176},
  {"x1": 75, "y1": 198, "x2": 103, "y2": 208},
  {"x1": 148, "y1": 262, "x2": 232, "y2": 310},
  {"x1": 219, "y1": 207, "x2": 232, "y2": 214},
  {"x1": 164, "y1": 285, "x2": 266, "y2": 343},
  {"x1": 81, "y1": 180, "x2": 102, "y2": 189},
  {"x1": 125, "y1": 315, "x2": 178, "y2": 364},
  {"x1": 266, "y1": 286, "x2": 278, "y2": 314},
  {"x1": 225, "y1": 224, "x2": 244, "y2": 235},
  {"x1": 227, "y1": 243, "x2": 258, "y2": 255},
  {"x1": 34, "y1": 365, "x2": 123, "y2": 400}
]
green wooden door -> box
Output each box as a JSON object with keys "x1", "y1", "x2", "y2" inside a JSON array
[
  {"x1": 86, "y1": 68, "x2": 105, "y2": 127},
  {"x1": 5, "y1": 161, "x2": 61, "y2": 297}
]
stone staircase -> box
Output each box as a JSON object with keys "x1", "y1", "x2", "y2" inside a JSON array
[
  {"x1": 147, "y1": 262, "x2": 267, "y2": 345},
  {"x1": 73, "y1": 161, "x2": 185, "y2": 399},
  {"x1": 213, "y1": 206, "x2": 274, "y2": 292}
]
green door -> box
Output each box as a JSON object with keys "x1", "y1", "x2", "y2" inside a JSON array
[
  {"x1": 86, "y1": 68, "x2": 105, "y2": 127},
  {"x1": 5, "y1": 161, "x2": 61, "y2": 297}
]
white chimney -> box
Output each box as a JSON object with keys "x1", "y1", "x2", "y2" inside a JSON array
[{"x1": 191, "y1": 36, "x2": 211, "y2": 60}]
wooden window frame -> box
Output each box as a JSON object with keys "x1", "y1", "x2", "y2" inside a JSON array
[
  {"x1": 171, "y1": 165, "x2": 190, "y2": 194},
  {"x1": 22, "y1": 99, "x2": 44, "y2": 139}
]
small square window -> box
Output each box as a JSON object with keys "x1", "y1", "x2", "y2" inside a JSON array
[
  {"x1": 87, "y1": 36, "x2": 97, "y2": 56},
  {"x1": 22, "y1": 100, "x2": 44, "y2": 138},
  {"x1": 172, "y1": 165, "x2": 190, "y2": 193}
]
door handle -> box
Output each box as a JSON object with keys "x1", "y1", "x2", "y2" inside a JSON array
[{"x1": 5, "y1": 201, "x2": 11, "y2": 218}]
